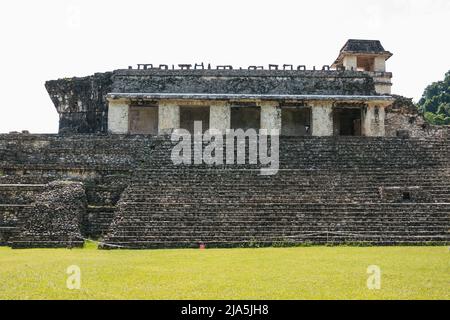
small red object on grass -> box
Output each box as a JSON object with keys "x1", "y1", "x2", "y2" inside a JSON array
[{"x1": 199, "y1": 243, "x2": 206, "y2": 250}]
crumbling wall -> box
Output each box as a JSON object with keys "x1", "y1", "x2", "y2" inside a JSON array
[
  {"x1": 112, "y1": 69, "x2": 377, "y2": 96},
  {"x1": 12, "y1": 181, "x2": 86, "y2": 248},
  {"x1": 45, "y1": 72, "x2": 113, "y2": 134},
  {"x1": 0, "y1": 134, "x2": 158, "y2": 240},
  {"x1": 385, "y1": 95, "x2": 449, "y2": 138}
]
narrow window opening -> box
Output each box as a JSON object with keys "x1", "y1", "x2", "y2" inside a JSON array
[{"x1": 402, "y1": 192, "x2": 411, "y2": 201}]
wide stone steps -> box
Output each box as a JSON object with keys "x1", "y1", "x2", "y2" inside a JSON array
[
  {"x1": 102, "y1": 240, "x2": 448, "y2": 249},
  {"x1": 0, "y1": 204, "x2": 33, "y2": 245},
  {"x1": 103, "y1": 202, "x2": 450, "y2": 248},
  {"x1": 113, "y1": 202, "x2": 450, "y2": 208},
  {"x1": 110, "y1": 215, "x2": 449, "y2": 224},
  {"x1": 106, "y1": 232, "x2": 449, "y2": 240},
  {"x1": 2, "y1": 135, "x2": 450, "y2": 248},
  {"x1": 121, "y1": 169, "x2": 450, "y2": 204},
  {"x1": 116, "y1": 227, "x2": 447, "y2": 234},
  {"x1": 121, "y1": 196, "x2": 448, "y2": 204},
  {"x1": 0, "y1": 184, "x2": 46, "y2": 205},
  {"x1": 102, "y1": 236, "x2": 450, "y2": 249},
  {"x1": 111, "y1": 215, "x2": 449, "y2": 222}
]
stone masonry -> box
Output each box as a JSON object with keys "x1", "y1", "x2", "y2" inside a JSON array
[
  {"x1": 0, "y1": 39, "x2": 448, "y2": 248},
  {"x1": 1, "y1": 134, "x2": 449, "y2": 248}
]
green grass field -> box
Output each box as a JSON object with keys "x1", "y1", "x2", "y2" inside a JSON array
[{"x1": 0, "y1": 244, "x2": 448, "y2": 300}]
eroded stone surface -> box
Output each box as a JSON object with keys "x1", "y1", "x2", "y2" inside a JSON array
[
  {"x1": 45, "y1": 72, "x2": 113, "y2": 134},
  {"x1": 12, "y1": 181, "x2": 86, "y2": 248}
]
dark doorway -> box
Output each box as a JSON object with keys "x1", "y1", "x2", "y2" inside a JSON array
[
  {"x1": 281, "y1": 107, "x2": 311, "y2": 136},
  {"x1": 402, "y1": 192, "x2": 412, "y2": 202},
  {"x1": 356, "y1": 56, "x2": 375, "y2": 72},
  {"x1": 180, "y1": 106, "x2": 210, "y2": 133},
  {"x1": 129, "y1": 106, "x2": 158, "y2": 134},
  {"x1": 333, "y1": 108, "x2": 362, "y2": 136},
  {"x1": 231, "y1": 107, "x2": 261, "y2": 130}
]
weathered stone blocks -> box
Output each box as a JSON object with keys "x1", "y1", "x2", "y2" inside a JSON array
[{"x1": 11, "y1": 181, "x2": 86, "y2": 248}]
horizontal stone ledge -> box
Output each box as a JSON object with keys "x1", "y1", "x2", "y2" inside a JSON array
[
  {"x1": 107, "y1": 93, "x2": 395, "y2": 104},
  {"x1": 0, "y1": 204, "x2": 33, "y2": 208},
  {"x1": 0, "y1": 184, "x2": 47, "y2": 188}
]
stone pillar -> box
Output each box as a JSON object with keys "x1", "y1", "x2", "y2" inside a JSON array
[
  {"x1": 158, "y1": 101, "x2": 180, "y2": 135},
  {"x1": 374, "y1": 56, "x2": 386, "y2": 72},
  {"x1": 209, "y1": 102, "x2": 231, "y2": 133},
  {"x1": 373, "y1": 74, "x2": 392, "y2": 94},
  {"x1": 343, "y1": 55, "x2": 357, "y2": 70},
  {"x1": 311, "y1": 102, "x2": 333, "y2": 136},
  {"x1": 362, "y1": 103, "x2": 385, "y2": 137},
  {"x1": 260, "y1": 101, "x2": 281, "y2": 132},
  {"x1": 108, "y1": 100, "x2": 129, "y2": 134}
]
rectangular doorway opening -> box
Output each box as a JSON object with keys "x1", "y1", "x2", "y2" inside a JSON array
[
  {"x1": 180, "y1": 106, "x2": 210, "y2": 134},
  {"x1": 129, "y1": 106, "x2": 158, "y2": 134},
  {"x1": 333, "y1": 108, "x2": 362, "y2": 136},
  {"x1": 281, "y1": 107, "x2": 312, "y2": 136},
  {"x1": 231, "y1": 107, "x2": 261, "y2": 131},
  {"x1": 357, "y1": 56, "x2": 375, "y2": 72}
]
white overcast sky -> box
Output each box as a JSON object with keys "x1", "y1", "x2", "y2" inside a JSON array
[{"x1": 0, "y1": 0, "x2": 449, "y2": 133}]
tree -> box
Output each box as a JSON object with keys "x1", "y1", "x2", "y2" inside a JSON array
[{"x1": 418, "y1": 71, "x2": 450, "y2": 125}]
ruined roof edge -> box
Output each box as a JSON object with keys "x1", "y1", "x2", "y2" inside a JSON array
[
  {"x1": 107, "y1": 92, "x2": 394, "y2": 102},
  {"x1": 112, "y1": 69, "x2": 377, "y2": 78}
]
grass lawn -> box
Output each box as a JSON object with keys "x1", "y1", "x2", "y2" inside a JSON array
[{"x1": 0, "y1": 244, "x2": 448, "y2": 300}]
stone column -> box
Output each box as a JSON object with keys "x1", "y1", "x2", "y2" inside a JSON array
[
  {"x1": 260, "y1": 101, "x2": 281, "y2": 133},
  {"x1": 311, "y1": 102, "x2": 333, "y2": 136},
  {"x1": 158, "y1": 101, "x2": 180, "y2": 135},
  {"x1": 363, "y1": 103, "x2": 385, "y2": 137},
  {"x1": 108, "y1": 99, "x2": 129, "y2": 134},
  {"x1": 209, "y1": 102, "x2": 230, "y2": 133},
  {"x1": 343, "y1": 55, "x2": 357, "y2": 70},
  {"x1": 374, "y1": 56, "x2": 386, "y2": 72}
]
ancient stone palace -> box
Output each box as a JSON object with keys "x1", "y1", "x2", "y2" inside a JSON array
[
  {"x1": 47, "y1": 39, "x2": 396, "y2": 137},
  {"x1": 0, "y1": 40, "x2": 449, "y2": 248}
]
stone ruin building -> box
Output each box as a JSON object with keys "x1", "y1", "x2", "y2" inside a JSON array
[{"x1": 0, "y1": 39, "x2": 449, "y2": 248}]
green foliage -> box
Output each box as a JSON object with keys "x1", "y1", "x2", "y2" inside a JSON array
[
  {"x1": 418, "y1": 71, "x2": 450, "y2": 125},
  {"x1": 424, "y1": 112, "x2": 450, "y2": 125}
]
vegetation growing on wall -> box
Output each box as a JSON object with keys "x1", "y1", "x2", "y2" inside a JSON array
[{"x1": 418, "y1": 71, "x2": 450, "y2": 125}]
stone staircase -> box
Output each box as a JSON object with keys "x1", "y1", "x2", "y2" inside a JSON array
[
  {"x1": 1, "y1": 134, "x2": 449, "y2": 248},
  {"x1": 101, "y1": 136, "x2": 450, "y2": 248},
  {"x1": 102, "y1": 203, "x2": 450, "y2": 248},
  {"x1": 102, "y1": 170, "x2": 450, "y2": 248}
]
